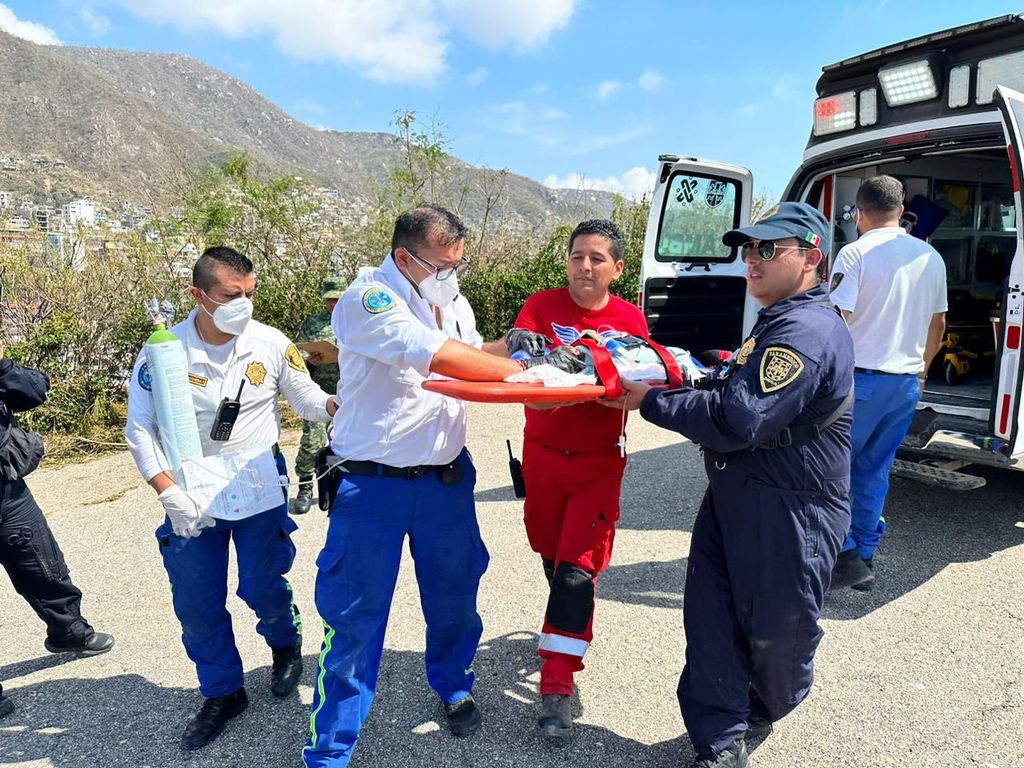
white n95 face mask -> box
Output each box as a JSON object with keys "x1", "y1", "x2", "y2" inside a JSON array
[
  {"x1": 417, "y1": 273, "x2": 460, "y2": 307},
  {"x1": 202, "y1": 294, "x2": 254, "y2": 336}
]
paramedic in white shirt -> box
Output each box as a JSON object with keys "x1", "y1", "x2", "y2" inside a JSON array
[
  {"x1": 302, "y1": 204, "x2": 583, "y2": 767},
  {"x1": 829, "y1": 175, "x2": 947, "y2": 591},
  {"x1": 125, "y1": 246, "x2": 337, "y2": 751}
]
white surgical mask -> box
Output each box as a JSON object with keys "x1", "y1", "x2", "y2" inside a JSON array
[
  {"x1": 201, "y1": 293, "x2": 254, "y2": 335},
  {"x1": 417, "y1": 273, "x2": 460, "y2": 307}
]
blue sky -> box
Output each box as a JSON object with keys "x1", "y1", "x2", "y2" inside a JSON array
[{"x1": 4, "y1": 1, "x2": 1022, "y2": 201}]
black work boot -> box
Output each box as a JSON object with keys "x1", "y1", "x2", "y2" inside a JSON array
[
  {"x1": 443, "y1": 694, "x2": 482, "y2": 737},
  {"x1": 291, "y1": 476, "x2": 314, "y2": 515},
  {"x1": 45, "y1": 630, "x2": 115, "y2": 657},
  {"x1": 0, "y1": 684, "x2": 13, "y2": 719},
  {"x1": 181, "y1": 688, "x2": 248, "y2": 751},
  {"x1": 830, "y1": 549, "x2": 875, "y2": 591},
  {"x1": 270, "y1": 640, "x2": 303, "y2": 697},
  {"x1": 693, "y1": 737, "x2": 748, "y2": 768},
  {"x1": 538, "y1": 693, "x2": 572, "y2": 740}
]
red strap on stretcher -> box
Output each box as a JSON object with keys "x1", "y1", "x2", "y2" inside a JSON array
[
  {"x1": 571, "y1": 337, "x2": 685, "y2": 397},
  {"x1": 572, "y1": 338, "x2": 624, "y2": 399},
  {"x1": 647, "y1": 339, "x2": 685, "y2": 388}
]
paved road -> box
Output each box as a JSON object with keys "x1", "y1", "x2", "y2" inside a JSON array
[{"x1": 1, "y1": 404, "x2": 1021, "y2": 767}]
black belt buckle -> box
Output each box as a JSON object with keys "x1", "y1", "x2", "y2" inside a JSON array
[{"x1": 405, "y1": 465, "x2": 430, "y2": 480}]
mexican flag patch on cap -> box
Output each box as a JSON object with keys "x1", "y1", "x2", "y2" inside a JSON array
[{"x1": 804, "y1": 231, "x2": 821, "y2": 247}]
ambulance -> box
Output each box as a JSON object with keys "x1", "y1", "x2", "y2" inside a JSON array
[{"x1": 639, "y1": 14, "x2": 1024, "y2": 489}]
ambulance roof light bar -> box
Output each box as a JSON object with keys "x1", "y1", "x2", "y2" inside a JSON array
[
  {"x1": 878, "y1": 59, "x2": 939, "y2": 107},
  {"x1": 821, "y1": 14, "x2": 1021, "y2": 72}
]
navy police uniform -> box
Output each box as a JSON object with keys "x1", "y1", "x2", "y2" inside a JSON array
[
  {"x1": 638, "y1": 204, "x2": 853, "y2": 760},
  {"x1": 0, "y1": 358, "x2": 97, "y2": 647}
]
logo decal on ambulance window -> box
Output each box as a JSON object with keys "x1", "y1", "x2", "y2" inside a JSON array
[
  {"x1": 705, "y1": 180, "x2": 727, "y2": 208},
  {"x1": 759, "y1": 347, "x2": 804, "y2": 393}
]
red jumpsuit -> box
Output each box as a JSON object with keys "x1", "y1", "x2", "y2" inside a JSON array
[{"x1": 514, "y1": 288, "x2": 649, "y2": 695}]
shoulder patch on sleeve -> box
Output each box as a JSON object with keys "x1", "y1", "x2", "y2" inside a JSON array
[
  {"x1": 759, "y1": 347, "x2": 804, "y2": 393},
  {"x1": 285, "y1": 343, "x2": 307, "y2": 373},
  {"x1": 137, "y1": 362, "x2": 152, "y2": 392},
  {"x1": 362, "y1": 287, "x2": 396, "y2": 314},
  {"x1": 830, "y1": 272, "x2": 845, "y2": 292}
]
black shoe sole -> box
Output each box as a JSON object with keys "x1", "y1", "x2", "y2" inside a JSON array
[
  {"x1": 44, "y1": 639, "x2": 114, "y2": 657},
  {"x1": 0, "y1": 698, "x2": 14, "y2": 719},
  {"x1": 539, "y1": 722, "x2": 573, "y2": 741},
  {"x1": 851, "y1": 578, "x2": 876, "y2": 592},
  {"x1": 271, "y1": 671, "x2": 302, "y2": 698}
]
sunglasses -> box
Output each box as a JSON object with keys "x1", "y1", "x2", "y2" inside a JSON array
[{"x1": 739, "y1": 240, "x2": 813, "y2": 262}]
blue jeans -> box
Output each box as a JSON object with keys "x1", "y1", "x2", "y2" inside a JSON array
[
  {"x1": 303, "y1": 448, "x2": 489, "y2": 767},
  {"x1": 843, "y1": 370, "x2": 920, "y2": 559}
]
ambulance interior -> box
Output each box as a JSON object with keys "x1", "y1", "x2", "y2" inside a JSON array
[{"x1": 826, "y1": 149, "x2": 1017, "y2": 423}]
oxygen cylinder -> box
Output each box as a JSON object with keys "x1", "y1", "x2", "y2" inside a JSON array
[{"x1": 145, "y1": 322, "x2": 203, "y2": 480}]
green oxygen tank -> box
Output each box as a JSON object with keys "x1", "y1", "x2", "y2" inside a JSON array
[{"x1": 144, "y1": 300, "x2": 203, "y2": 481}]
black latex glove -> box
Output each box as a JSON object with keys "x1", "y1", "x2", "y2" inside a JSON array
[
  {"x1": 523, "y1": 345, "x2": 585, "y2": 374},
  {"x1": 505, "y1": 328, "x2": 553, "y2": 357}
]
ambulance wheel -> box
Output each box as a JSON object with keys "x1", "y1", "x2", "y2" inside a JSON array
[{"x1": 944, "y1": 361, "x2": 961, "y2": 386}]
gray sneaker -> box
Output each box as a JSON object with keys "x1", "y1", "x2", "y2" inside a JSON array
[{"x1": 538, "y1": 694, "x2": 572, "y2": 740}]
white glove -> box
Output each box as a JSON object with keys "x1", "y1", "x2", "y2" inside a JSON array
[{"x1": 158, "y1": 485, "x2": 217, "y2": 538}]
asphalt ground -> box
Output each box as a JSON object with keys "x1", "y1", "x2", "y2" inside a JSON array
[{"x1": 1, "y1": 403, "x2": 1022, "y2": 767}]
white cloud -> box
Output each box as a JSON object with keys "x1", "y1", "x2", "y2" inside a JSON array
[
  {"x1": 115, "y1": 0, "x2": 578, "y2": 84},
  {"x1": 544, "y1": 166, "x2": 655, "y2": 201},
  {"x1": 442, "y1": 0, "x2": 575, "y2": 50},
  {"x1": 596, "y1": 80, "x2": 621, "y2": 100},
  {"x1": 79, "y1": 8, "x2": 111, "y2": 37},
  {"x1": 565, "y1": 125, "x2": 649, "y2": 155},
  {"x1": 0, "y1": 4, "x2": 61, "y2": 45},
  {"x1": 772, "y1": 75, "x2": 798, "y2": 99},
  {"x1": 465, "y1": 67, "x2": 489, "y2": 87},
  {"x1": 637, "y1": 68, "x2": 665, "y2": 91},
  {"x1": 481, "y1": 100, "x2": 565, "y2": 137}
]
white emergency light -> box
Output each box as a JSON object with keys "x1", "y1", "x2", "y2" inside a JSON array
[
  {"x1": 859, "y1": 88, "x2": 878, "y2": 126},
  {"x1": 878, "y1": 59, "x2": 938, "y2": 106},
  {"x1": 948, "y1": 65, "x2": 971, "y2": 108},
  {"x1": 813, "y1": 91, "x2": 857, "y2": 136},
  {"x1": 977, "y1": 51, "x2": 1024, "y2": 105}
]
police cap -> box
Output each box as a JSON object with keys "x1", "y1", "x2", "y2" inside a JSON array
[{"x1": 722, "y1": 202, "x2": 830, "y2": 253}]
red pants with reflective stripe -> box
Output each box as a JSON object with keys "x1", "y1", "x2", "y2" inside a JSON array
[{"x1": 522, "y1": 440, "x2": 626, "y2": 695}]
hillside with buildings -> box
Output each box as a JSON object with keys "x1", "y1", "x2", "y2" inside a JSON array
[{"x1": 0, "y1": 30, "x2": 613, "y2": 243}]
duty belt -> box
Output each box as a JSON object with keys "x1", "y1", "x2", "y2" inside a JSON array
[{"x1": 340, "y1": 459, "x2": 450, "y2": 480}]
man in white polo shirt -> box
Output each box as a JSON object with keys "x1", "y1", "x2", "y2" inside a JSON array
[{"x1": 829, "y1": 175, "x2": 947, "y2": 591}]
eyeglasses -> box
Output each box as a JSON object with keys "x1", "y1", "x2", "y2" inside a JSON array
[
  {"x1": 404, "y1": 248, "x2": 470, "y2": 281},
  {"x1": 739, "y1": 240, "x2": 812, "y2": 262}
]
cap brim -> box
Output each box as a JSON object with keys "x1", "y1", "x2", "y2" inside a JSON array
[
  {"x1": 322, "y1": 292, "x2": 343, "y2": 299},
  {"x1": 722, "y1": 222, "x2": 802, "y2": 247}
]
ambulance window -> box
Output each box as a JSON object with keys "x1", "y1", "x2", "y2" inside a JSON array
[{"x1": 655, "y1": 173, "x2": 739, "y2": 262}]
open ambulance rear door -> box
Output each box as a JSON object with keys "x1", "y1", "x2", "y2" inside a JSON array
[{"x1": 992, "y1": 85, "x2": 1024, "y2": 456}]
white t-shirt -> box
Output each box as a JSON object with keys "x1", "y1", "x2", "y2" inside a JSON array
[{"x1": 830, "y1": 226, "x2": 947, "y2": 374}]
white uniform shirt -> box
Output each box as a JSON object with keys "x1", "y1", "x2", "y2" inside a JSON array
[
  {"x1": 330, "y1": 254, "x2": 483, "y2": 467},
  {"x1": 126, "y1": 309, "x2": 332, "y2": 482},
  {"x1": 830, "y1": 226, "x2": 948, "y2": 374}
]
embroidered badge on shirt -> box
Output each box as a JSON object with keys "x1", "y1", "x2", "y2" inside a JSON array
[
  {"x1": 734, "y1": 336, "x2": 757, "y2": 366},
  {"x1": 830, "y1": 272, "x2": 845, "y2": 292},
  {"x1": 759, "y1": 347, "x2": 804, "y2": 393},
  {"x1": 188, "y1": 373, "x2": 209, "y2": 388},
  {"x1": 245, "y1": 361, "x2": 268, "y2": 387},
  {"x1": 284, "y1": 344, "x2": 306, "y2": 373},
  {"x1": 137, "y1": 362, "x2": 152, "y2": 392},
  {"x1": 362, "y1": 288, "x2": 395, "y2": 314}
]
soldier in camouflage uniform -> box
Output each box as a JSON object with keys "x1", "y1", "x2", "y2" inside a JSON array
[{"x1": 291, "y1": 277, "x2": 345, "y2": 514}]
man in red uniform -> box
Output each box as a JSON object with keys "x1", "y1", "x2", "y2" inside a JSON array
[{"x1": 506, "y1": 219, "x2": 649, "y2": 739}]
